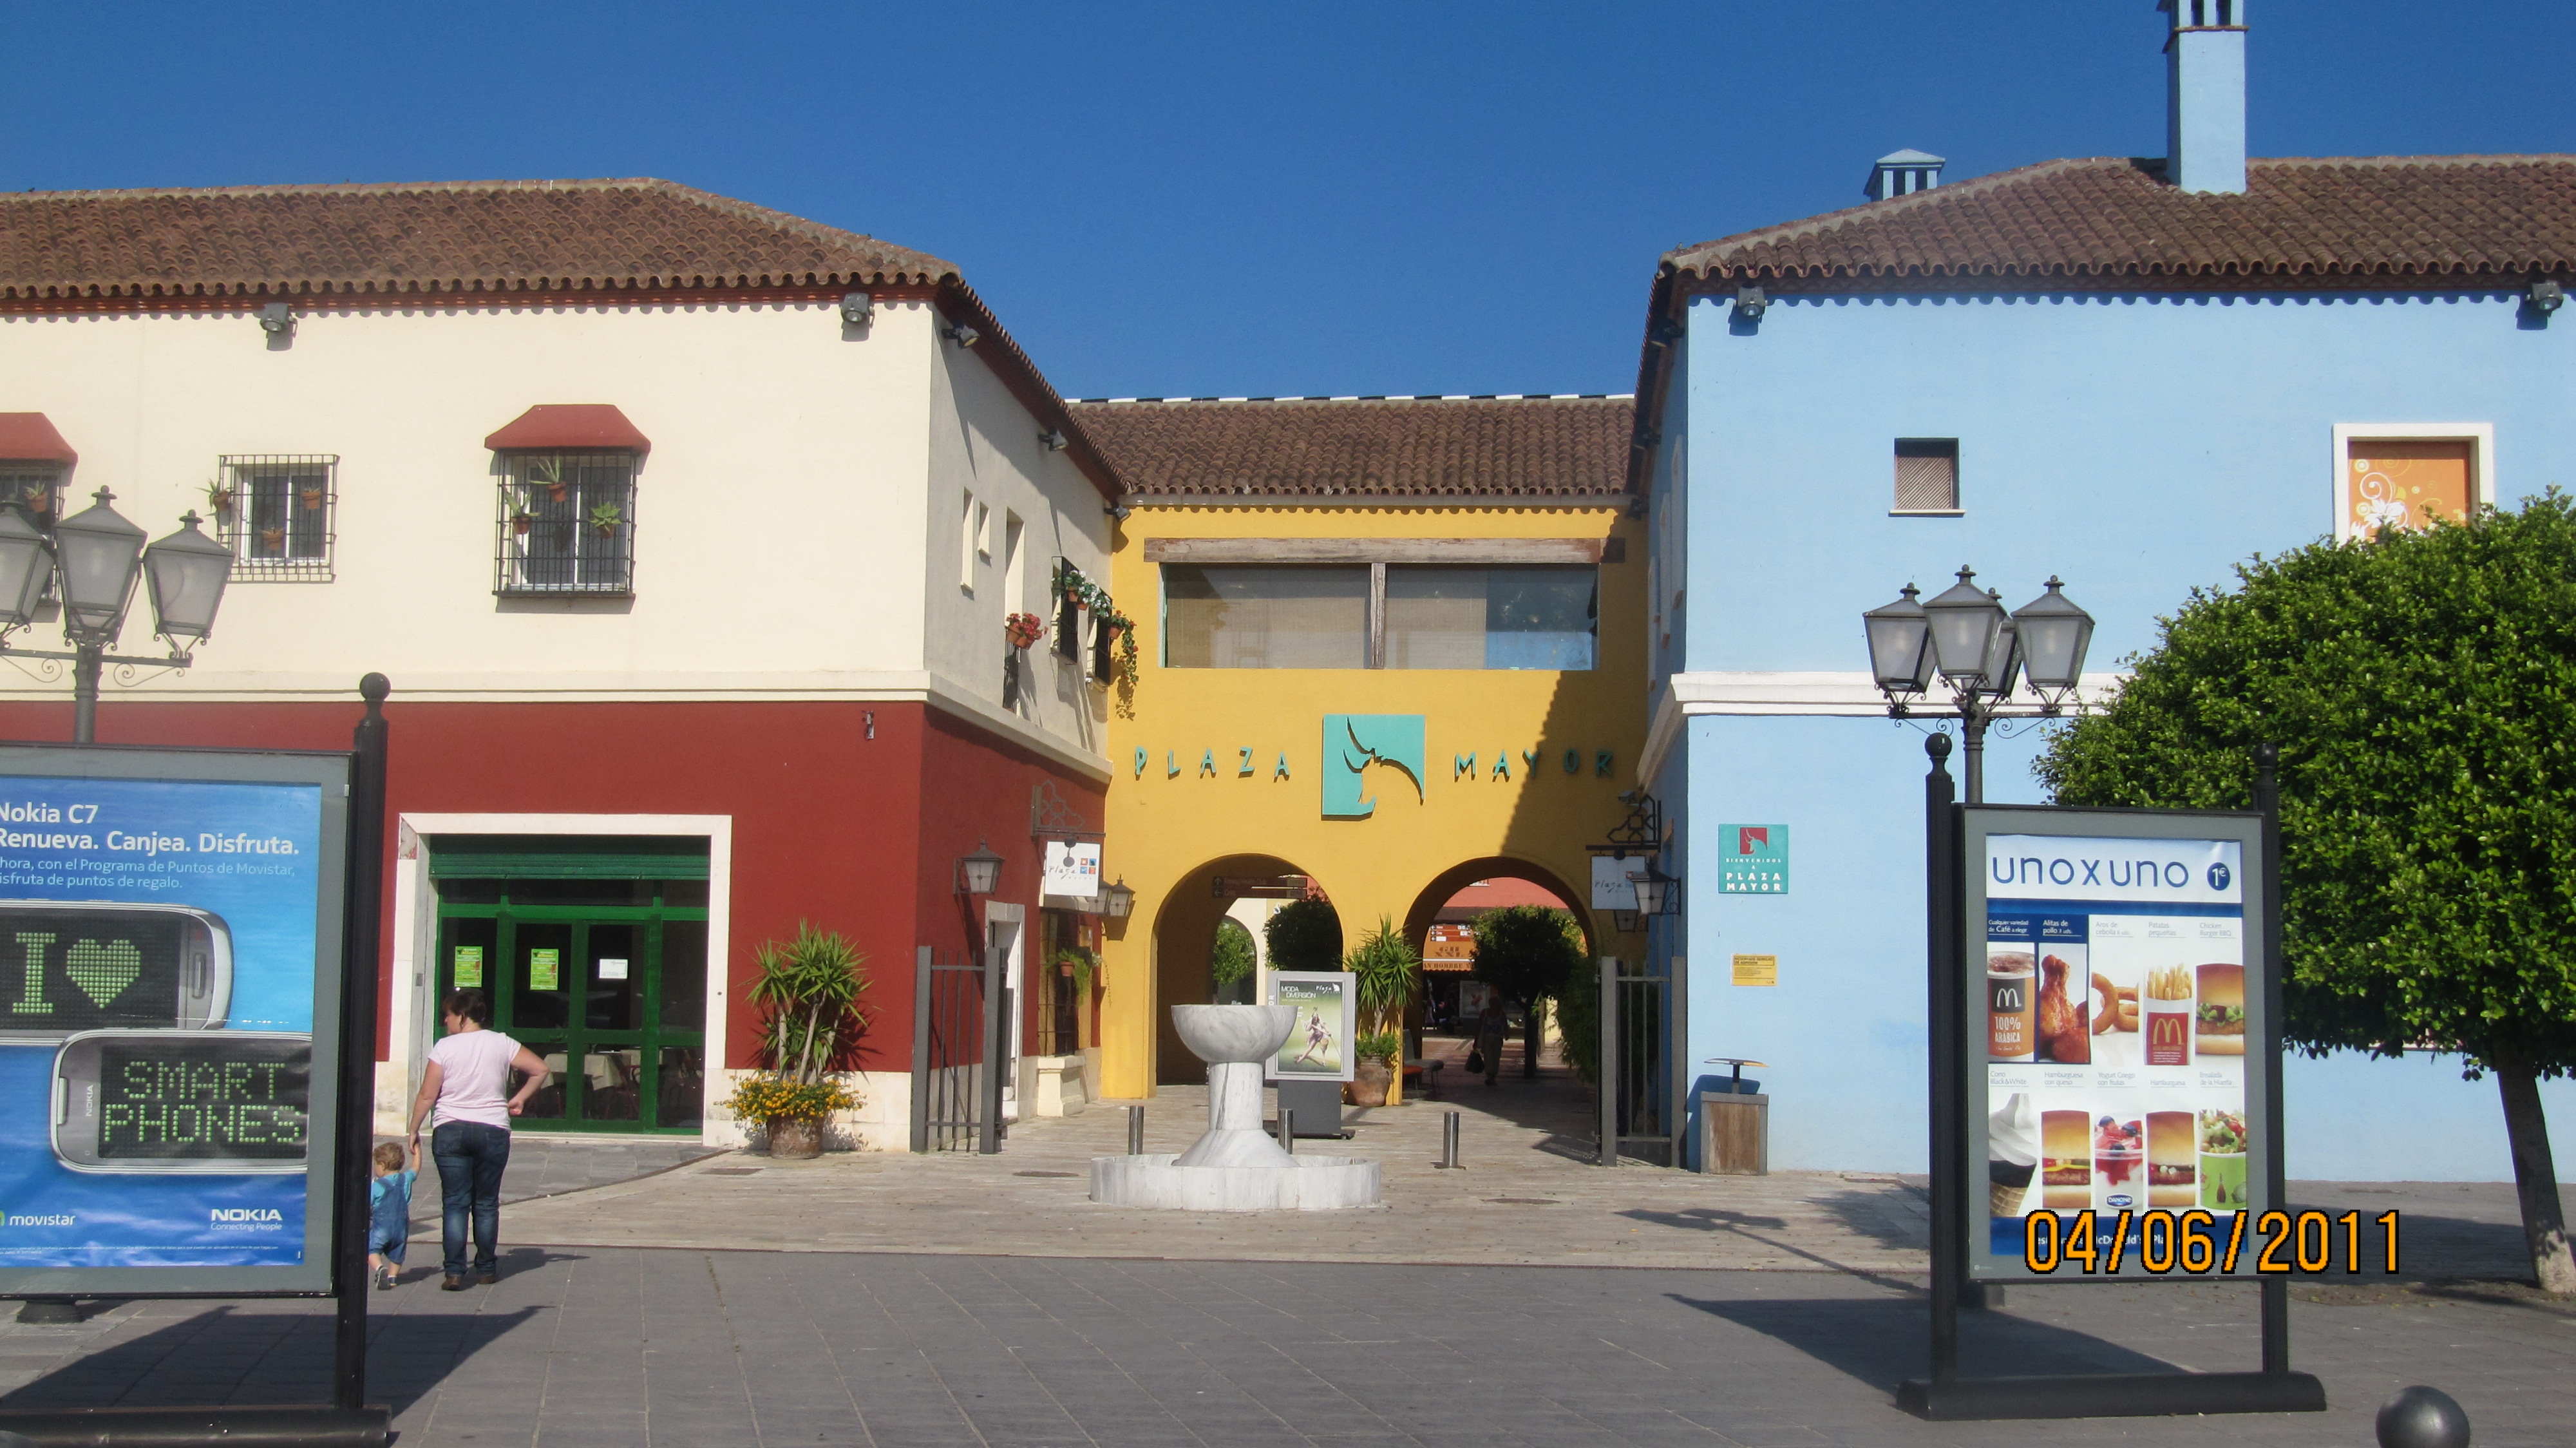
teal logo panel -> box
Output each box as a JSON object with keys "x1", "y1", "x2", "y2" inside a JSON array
[
  {"x1": 1718, "y1": 823, "x2": 1788, "y2": 894},
  {"x1": 1323, "y1": 715, "x2": 1425, "y2": 818}
]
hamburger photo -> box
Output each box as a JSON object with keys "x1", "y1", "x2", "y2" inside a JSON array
[
  {"x1": 2195, "y1": 964, "x2": 2246, "y2": 1056},
  {"x1": 2041, "y1": 1109, "x2": 2091, "y2": 1210},
  {"x1": 2147, "y1": 1110, "x2": 2197, "y2": 1206}
]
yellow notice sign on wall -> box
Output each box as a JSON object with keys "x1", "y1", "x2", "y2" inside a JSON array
[{"x1": 1731, "y1": 953, "x2": 1778, "y2": 987}]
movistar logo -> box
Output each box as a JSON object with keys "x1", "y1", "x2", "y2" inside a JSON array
[
  {"x1": 1, "y1": 1212, "x2": 73, "y2": 1227},
  {"x1": 1322, "y1": 715, "x2": 1425, "y2": 819}
]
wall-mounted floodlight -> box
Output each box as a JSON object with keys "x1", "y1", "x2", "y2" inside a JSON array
[
  {"x1": 1104, "y1": 500, "x2": 1132, "y2": 522},
  {"x1": 258, "y1": 302, "x2": 295, "y2": 336},
  {"x1": 1732, "y1": 287, "x2": 1769, "y2": 324},
  {"x1": 839, "y1": 291, "x2": 874, "y2": 325},
  {"x1": 1041, "y1": 428, "x2": 1068, "y2": 451},
  {"x1": 2531, "y1": 279, "x2": 2565, "y2": 316},
  {"x1": 943, "y1": 323, "x2": 980, "y2": 348}
]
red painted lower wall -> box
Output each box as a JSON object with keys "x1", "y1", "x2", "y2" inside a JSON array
[{"x1": 0, "y1": 696, "x2": 1105, "y2": 1075}]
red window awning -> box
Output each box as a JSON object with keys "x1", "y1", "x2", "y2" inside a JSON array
[
  {"x1": 0, "y1": 414, "x2": 77, "y2": 464},
  {"x1": 483, "y1": 405, "x2": 650, "y2": 453}
]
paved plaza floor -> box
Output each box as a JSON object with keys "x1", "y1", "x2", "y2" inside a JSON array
[
  {"x1": 2, "y1": 1051, "x2": 2569, "y2": 1444},
  {"x1": 2, "y1": 1248, "x2": 2572, "y2": 1447}
]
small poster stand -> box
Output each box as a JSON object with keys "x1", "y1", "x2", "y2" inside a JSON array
[{"x1": 1897, "y1": 736, "x2": 2324, "y2": 1422}]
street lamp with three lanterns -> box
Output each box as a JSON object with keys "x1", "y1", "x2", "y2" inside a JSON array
[
  {"x1": 0, "y1": 490, "x2": 234, "y2": 745},
  {"x1": 1862, "y1": 567, "x2": 2096, "y2": 803}
]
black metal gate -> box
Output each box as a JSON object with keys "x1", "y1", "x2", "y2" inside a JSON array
[
  {"x1": 909, "y1": 945, "x2": 1007, "y2": 1152},
  {"x1": 1596, "y1": 957, "x2": 1677, "y2": 1166}
]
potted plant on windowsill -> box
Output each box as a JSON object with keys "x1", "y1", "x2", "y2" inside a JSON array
[{"x1": 722, "y1": 922, "x2": 870, "y2": 1158}]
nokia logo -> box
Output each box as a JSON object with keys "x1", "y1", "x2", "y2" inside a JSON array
[{"x1": 209, "y1": 1208, "x2": 283, "y2": 1224}]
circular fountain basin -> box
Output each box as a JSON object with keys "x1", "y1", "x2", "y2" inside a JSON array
[{"x1": 1092, "y1": 1153, "x2": 1383, "y2": 1212}]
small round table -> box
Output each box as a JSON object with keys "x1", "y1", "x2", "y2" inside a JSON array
[{"x1": 1705, "y1": 1056, "x2": 1768, "y2": 1092}]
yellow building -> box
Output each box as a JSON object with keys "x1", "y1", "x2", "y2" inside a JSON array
[{"x1": 1070, "y1": 395, "x2": 1645, "y2": 1094}]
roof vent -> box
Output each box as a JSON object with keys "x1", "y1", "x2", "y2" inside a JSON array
[{"x1": 1864, "y1": 150, "x2": 1946, "y2": 202}]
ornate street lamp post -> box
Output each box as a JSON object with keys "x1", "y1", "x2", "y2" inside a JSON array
[
  {"x1": 0, "y1": 491, "x2": 234, "y2": 745},
  {"x1": 1861, "y1": 567, "x2": 2094, "y2": 803}
]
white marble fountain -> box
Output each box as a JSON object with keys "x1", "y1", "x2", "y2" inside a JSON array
[{"x1": 1090, "y1": 1004, "x2": 1381, "y2": 1211}]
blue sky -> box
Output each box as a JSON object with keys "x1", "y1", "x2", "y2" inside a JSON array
[{"x1": 6, "y1": 2, "x2": 2568, "y2": 399}]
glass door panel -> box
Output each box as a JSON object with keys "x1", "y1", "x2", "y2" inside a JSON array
[
  {"x1": 584, "y1": 923, "x2": 641, "y2": 1031},
  {"x1": 513, "y1": 923, "x2": 573, "y2": 1031},
  {"x1": 659, "y1": 921, "x2": 706, "y2": 1031},
  {"x1": 513, "y1": 1042, "x2": 569, "y2": 1123},
  {"x1": 580, "y1": 1047, "x2": 643, "y2": 1121},
  {"x1": 658, "y1": 1047, "x2": 705, "y2": 1129}
]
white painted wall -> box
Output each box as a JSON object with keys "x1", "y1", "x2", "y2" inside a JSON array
[
  {"x1": 924, "y1": 332, "x2": 1114, "y2": 756},
  {"x1": 0, "y1": 297, "x2": 1111, "y2": 770}
]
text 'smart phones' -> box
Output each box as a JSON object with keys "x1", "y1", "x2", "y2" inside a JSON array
[
  {"x1": 0, "y1": 902, "x2": 231, "y2": 1039},
  {"x1": 52, "y1": 1030, "x2": 309, "y2": 1174}
]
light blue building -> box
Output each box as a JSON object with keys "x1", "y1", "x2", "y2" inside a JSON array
[{"x1": 1631, "y1": 3, "x2": 2576, "y2": 1177}]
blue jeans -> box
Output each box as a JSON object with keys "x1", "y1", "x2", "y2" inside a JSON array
[{"x1": 431, "y1": 1121, "x2": 511, "y2": 1278}]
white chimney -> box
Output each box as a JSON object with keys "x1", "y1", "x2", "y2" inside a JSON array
[
  {"x1": 1864, "y1": 150, "x2": 1946, "y2": 203},
  {"x1": 2163, "y1": 0, "x2": 2247, "y2": 194}
]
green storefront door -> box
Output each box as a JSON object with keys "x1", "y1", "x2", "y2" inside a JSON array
[{"x1": 430, "y1": 836, "x2": 711, "y2": 1134}]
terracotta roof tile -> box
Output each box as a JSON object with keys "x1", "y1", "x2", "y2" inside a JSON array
[
  {"x1": 0, "y1": 178, "x2": 954, "y2": 299},
  {"x1": 1068, "y1": 396, "x2": 1634, "y2": 502},
  {"x1": 1668, "y1": 155, "x2": 2576, "y2": 285}
]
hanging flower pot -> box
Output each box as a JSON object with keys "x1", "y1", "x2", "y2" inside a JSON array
[
  {"x1": 588, "y1": 500, "x2": 624, "y2": 538},
  {"x1": 299, "y1": 488, "x2": 324, "y2": 511},
  {"x1": 512, "y1": 512, "x2": 535, "y2": 537},
  {"x1": 258, "y1": 526, "x2": 286, "y2": 551},
  {"x1": 201, "y1": 482, "x2": 231, "y2": 518}
]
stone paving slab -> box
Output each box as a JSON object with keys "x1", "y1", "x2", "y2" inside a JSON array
[
  {"x1": 1, "y1": 1249, "x2": 2571, "y2": 1447},
  {"x1": 381, "y1": 1132, "x2": 723, "y2": 1228}
]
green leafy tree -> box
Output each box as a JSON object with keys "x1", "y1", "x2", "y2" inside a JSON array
[
  {"x1": 1210, "y1": 918, "x2": 1256, "y2": 1003},
  {"x1": 1555, "y1": 955, "x2": 1602, "y2": 1085},
  {"x1": 1472, "y1": 905, "x2": 1584, "y2": 1078},
  {"x1": 2037, "y1": 496, "x2": 2576, "y2": 1293},
  {"x1": 1264, "y1": 897, "x2": 1342, "y2": 971},
  {"x1": 745, "y1": 922, "x2": 869, "y2": 1087},
  {"x1": 1343, "y1": 915, "x2": 1421, "y2": 1037}
]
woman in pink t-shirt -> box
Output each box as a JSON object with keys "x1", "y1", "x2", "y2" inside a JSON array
[{"x1": 406, "y1": 989, "x2": 550, "y2": 1290}]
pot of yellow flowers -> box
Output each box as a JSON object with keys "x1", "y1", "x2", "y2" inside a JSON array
[{"x1": 722, "y1": 922, "x2": 869, "y2": 1157}]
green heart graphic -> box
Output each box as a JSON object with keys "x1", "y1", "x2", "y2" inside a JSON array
[{"x1": 66, "y1": 940, "x2": 141, "y2": 1007}]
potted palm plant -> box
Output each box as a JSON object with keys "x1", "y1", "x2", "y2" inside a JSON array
[
  {"x1": 719, "y1": 922, "x2": 868, "y2": 1157},
  {"x1": 1343, "y1": 917, "x2": 1420, "y2": 1106}
]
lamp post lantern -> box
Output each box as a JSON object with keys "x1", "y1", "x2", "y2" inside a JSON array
[
  {"x1": 1861, "y1": 567, "x2": 2092, "y2": 803},
  {"x1": 0, "y1": 490, "x2": 232, "y2": 745}
]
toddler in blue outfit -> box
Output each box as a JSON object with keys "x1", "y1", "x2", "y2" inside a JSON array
[{"x1": 368, "y1": 1141, "x2": 416, "y2": 1289}]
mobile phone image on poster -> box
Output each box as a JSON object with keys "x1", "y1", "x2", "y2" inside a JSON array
[
  {"x1": 0, "y1": 749, "x2": 347, "y2": 1299},
  {"x1": 1966, "y1": 812, "x2": 2271, "y2": 1281}
]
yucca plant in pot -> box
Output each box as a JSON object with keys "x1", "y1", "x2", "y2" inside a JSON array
[
  {"x1": 721, "y1": 922, "x2": 869, "y2": 1157},
  {"x1": 1343, "y1": 917, "x2": 1420, "y2": 1105}
]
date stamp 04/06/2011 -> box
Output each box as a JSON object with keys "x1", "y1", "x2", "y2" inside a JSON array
[{"x1": 2022, "y1": 1209, "x2": 2401, "y2": 1277}]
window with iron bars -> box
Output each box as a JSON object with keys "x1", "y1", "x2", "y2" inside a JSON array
[
  {"x1": 215, "y1": 456, "x2": 337, "y2": 581},
  {"x1": 0, "y1": 463, "x2": 64, "y2": 602},
  {"x1": 0, "y1": 463, "x2": 63, "y2": 531},
  {"x1": 496, "y1": 452, "x2": 636, "y2": 596}
]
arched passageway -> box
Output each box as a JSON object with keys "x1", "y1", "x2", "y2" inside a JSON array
[
  {"x1": 1400, "y1": 857, "x2": 1602, "y2": 1096},
  {"x1": 1149, "y1": 853, "x2": 1339, "y2": 1084}
]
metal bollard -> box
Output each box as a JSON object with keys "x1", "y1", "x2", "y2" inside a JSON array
[
  {"x1": 1277, "y1": 1109, "x2": 1295, "y2": 1155},
  {"x1": 1440, "y1": 1109, "x2": 1461, "y2": 1169},
  {"x1": 1128, "y1": 1105, "x2": 1145, "y2": 1156}
]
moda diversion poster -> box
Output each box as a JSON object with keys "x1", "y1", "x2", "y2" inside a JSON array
[
  {"x1": 1269, "y1": 973, "x2": 1352, "y2": 1081},
  {"x1": 1982, "y1": 833, "x2": 2249, "y2": 1262},
  {"x1": 0, "y1": 774, "x2": 323, "y2": 1269}
]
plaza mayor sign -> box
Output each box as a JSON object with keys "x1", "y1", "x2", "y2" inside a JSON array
[{"x1": 1130, "y1": 714, "x2": 1621, "y2": 821}]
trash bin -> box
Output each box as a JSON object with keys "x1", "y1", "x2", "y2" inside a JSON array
[{"x1": 1698, "y1": 1087, "x2": 1769, "y2": 1176}]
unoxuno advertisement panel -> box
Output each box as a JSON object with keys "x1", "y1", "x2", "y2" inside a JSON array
[
  {"x1": 1963, "y1": 807, "x2": 2275, "y2": 1283},
  {"x1": 0, "y1": 747, "x2": 349, "y2": 1299}
]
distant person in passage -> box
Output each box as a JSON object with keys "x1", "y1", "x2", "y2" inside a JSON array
[{"x1": 407, "y1": 989, "x2": 551, "y2": 1291}]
